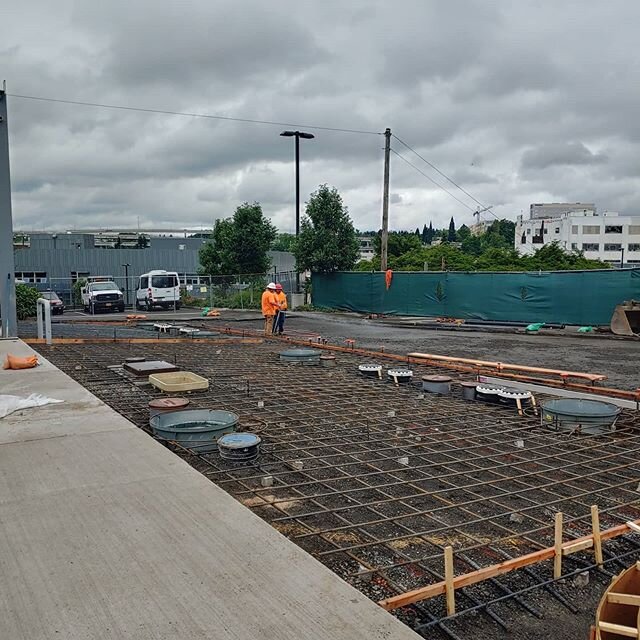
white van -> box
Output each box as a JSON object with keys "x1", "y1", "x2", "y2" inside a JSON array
[{"x1": 136, "y1": 271, "x2": 181, "y2": 310}]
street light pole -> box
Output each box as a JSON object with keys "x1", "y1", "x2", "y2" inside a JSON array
[{"x1": 281, "y1": 130, "x2": 314, "y2": 293}]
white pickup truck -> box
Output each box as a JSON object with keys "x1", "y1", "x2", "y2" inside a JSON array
[{"x1": 81, "y1": 281, "x2": 125, "y2": 313}]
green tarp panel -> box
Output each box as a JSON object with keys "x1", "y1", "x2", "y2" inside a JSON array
[{"x1": 311, "y1": 269, "x2": 640, "y2": 325}]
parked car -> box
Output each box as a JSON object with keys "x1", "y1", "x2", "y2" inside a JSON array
[
  {"x1": 135, "y1": 271, "x2": 181, "y2": 310},
  {"x1": 40, "y1": 291, "x2": 65, "y2": 315},
  {"x1": 81, "y1": 281, "x2": 125, "y2": 313}
]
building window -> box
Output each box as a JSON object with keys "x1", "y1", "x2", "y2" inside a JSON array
[
  {"x1": 582, "y1": 243, "x2": 600, "y2": 252},
  {"x1": 555, "y1": 227, "x2": 560, "y2": 233},
  {"x1": 629, "y1": 226, "x2": 640, "y2": 235},
  {"x1": 71, "y1": 271, "x2": 90, "y2": 283},
  {"x1": 571, "y1": 225, "x2": 579, "y2": 234},
  {"x1": 526, "y1": 228, "x2": 531, "y2": 235},
  {"x1": 571, "y1": 243, "x2": 578, "y2": 250},
  {"x1": 627, "y1": 260, "x2": 640, "y2": 264},
  {"x1": 544, "y1": 228, "x2": 548, "y2": 234},
  {"x1": 628, "y1": 244, "x2": 640, "y2": 252},
  {"x1": 582, "y1": 225, "x2": 600, "y2": 234},
  {"x1": 604, "y1": 243, "x2": 622, "y2": 251},
  {"x1": 605, "y1": 225, "x2": 623, "y2": 234},
  {"x1": 15, "y1": 271, "x2": 47, "y2": 283}
]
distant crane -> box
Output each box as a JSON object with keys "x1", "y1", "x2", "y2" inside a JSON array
[{"x1": 473, "y1": 205, "x2": 494, "y2": 230}]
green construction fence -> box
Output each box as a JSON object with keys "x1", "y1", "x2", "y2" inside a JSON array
[{"x1": 311, "y1": 269, "x2": 640, "y2": 325}]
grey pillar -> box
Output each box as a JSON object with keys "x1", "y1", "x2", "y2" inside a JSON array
[{"x1": 0, "y1": 89, "x2": 17, "y2": 337}]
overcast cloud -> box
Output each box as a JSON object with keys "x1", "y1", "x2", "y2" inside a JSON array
[{"x1": 3, "y1": 0, "x2": 640, "y2": 233}]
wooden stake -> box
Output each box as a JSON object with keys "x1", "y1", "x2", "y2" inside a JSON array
[
  {"x1": 444, "y1": 545, "x2": 455, "y2": 616},
  {"x1": 379, "y1": 518, "x2": 640, "y2": 611},
  {"x1": 592, "y1": 505, "x2": 603, "y2": 567},
  {"x1": 554, "y1": 512, "x2": 563, "y2": 579}
]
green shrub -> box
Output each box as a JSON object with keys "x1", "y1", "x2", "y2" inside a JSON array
[{"x1": 16, "y1": 284, "x2": 41, "y2": 320}]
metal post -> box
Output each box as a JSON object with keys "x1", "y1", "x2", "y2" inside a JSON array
[
  {"x1": 36, "y1": 298, "x2": 52, "y2": 345},
  {"x1": 380, "y1": 127, "x2": 391, "y2": 272},
  {"x1": 0, "y1": 88, "x2": 17, "y2": 337},
  {"x1": 122, "y1": 263, "x2": 130, "y2": 307},
  {"x1": 621, "y1": 248, "x2": 625, "y2": 269},
  {"x1": 295, "y1": 132, "x2": 300, "y2": 293}
]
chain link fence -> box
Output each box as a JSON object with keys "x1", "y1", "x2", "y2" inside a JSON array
[{"x1": 24, "y1": 271, "x2": 298, "y2": 312}]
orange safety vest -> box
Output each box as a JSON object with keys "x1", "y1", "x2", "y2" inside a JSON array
[
  {"x1": 275, "y1": 291, "x2": 287, "y2": 311},
  {"x1": 261, "y1": 290, "x2": 277, "y2": 316}
]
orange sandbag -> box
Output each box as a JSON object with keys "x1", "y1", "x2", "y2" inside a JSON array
[{"x1": 3, "y1": 354, "x2": 39, "y2": 370}]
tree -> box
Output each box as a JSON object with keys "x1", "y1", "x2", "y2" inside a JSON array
[
  {"x1": 415, "y1": 227, "x2": 421, "y2": 237},
  {"x1": 423, "y1": 222, "x2": 436, "y2": 245},
  {"x1": 447, "y1": 216, "x2": 457, "y2": 242},
  {"x1": 293, "y1": 184, "x2": 360, "y2": 272},
  {"x1": 373, "y1": 231, "x2": 422, "y2": 258},
  {"x1": 457, "y1": 224, "x2": 471, "y2": 241},
  {"x1": 198, "y1": 202, "x2": 276, "y2": 276},
  {"x1": 271, "y1": 233, "x2": 296, "y2": 252}
]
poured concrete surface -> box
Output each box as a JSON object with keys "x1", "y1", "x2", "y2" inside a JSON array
[{"x1": 0, "y1": 339, "x2": 418, "y2": 639}]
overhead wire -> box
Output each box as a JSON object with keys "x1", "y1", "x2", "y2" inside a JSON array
[
  {"x1": 392, "y1": 133, "x2": 500, "y2": 220},
  {"x1": 389, "y1": 148, "x2": 477, "y2": 212},
  {"x1": 6, "y1": 93, "x2": 383, "y2": 136}
]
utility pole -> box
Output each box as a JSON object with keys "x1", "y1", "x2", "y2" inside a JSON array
[
  {"x1": 380, "y1": 128, "x2": 391, "y2": 271},
  {"x1": 0, "y1": 86, "x2": 17, "y2": 337}
]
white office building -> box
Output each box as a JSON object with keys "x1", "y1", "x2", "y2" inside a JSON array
[
  {"x1": 529, "y1": 202, "x2": 596, "y2": 220},
  {"x1": 515, "y1": 210, "x2": 640, "y2": 265},
  {"x1": 358, "y1": 236, "x2": 375, "y2": 261}
]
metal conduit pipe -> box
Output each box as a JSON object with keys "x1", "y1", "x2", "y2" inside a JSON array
[{"x1": 408, "y1": 351, "x2": 606, "y2": 382}]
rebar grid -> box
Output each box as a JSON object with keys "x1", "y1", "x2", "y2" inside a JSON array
[{"x1": 34, "y1": 340, "x2": 640, "y2": 638}]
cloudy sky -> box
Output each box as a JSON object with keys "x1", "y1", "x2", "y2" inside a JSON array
[{"x1": 3, "y1": 0, "x2": 640, "y2": 233}]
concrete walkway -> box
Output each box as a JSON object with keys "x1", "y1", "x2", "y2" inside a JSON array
[{"x1": 0, "y1": 338, "x2": 418, "y2": 639}]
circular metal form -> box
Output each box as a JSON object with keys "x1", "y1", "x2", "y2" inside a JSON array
[
  {"x1": 460, "y1": 381, "x2": 478, "y2": 401},
  {"x1": 497, "y1": 387, "x2": 533, "y2": 405},
  {"x1": 475, "y1": 384, "x2": 505, "y2": 403},
  {"x1": 217, "y1": 432, "x2": 262, "y2": 462},
  {"x1": 320, "y1": 354, "x2": 337, "y2": 367},
  {"x1": 387, "y1": 369, "x2": 413, "y2": 383},
  {"x1": 148, "y1": 397, "x2": 190, "y2": 421},
  {"x1": 149, "y1": 397, "x2": 190, "y2": 409},
  {"x1": 422, "y1": 374, "x2": 452, "y2": 395},
  {"x1": 150, "y1": 409, "x2": 238, "y2": 452},
  {"x1": 359, "y1": 364, "x2": 383, "y2": 378},
  {"x1": 279, "y1": 349, "x2": 321, "y2": 365},
  {"x1": 541, "y1": 398, "x2": 621, "y2": 435}
]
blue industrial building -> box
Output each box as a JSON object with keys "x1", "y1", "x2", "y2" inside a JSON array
[{"x1": 13, "y1": 231, "x2": 296, "y2": 303}]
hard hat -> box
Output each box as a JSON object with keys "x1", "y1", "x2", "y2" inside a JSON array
[
  {"x1": 275, "y1": 283, "x2": 283, "y2": 290},
  {"x1": 267, "y1": 282, "x2": 277, "y2": 290}
]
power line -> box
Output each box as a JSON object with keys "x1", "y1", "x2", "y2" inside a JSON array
[
  {"x1": 7, "y1": 93, "x2": 383, "y2": 136},
  {"x1": 390, "y1": 147, "x2": 476, "y2": 212},
  {"x1": 392, "y1": 133, "x2": 499, "y2": 219}
]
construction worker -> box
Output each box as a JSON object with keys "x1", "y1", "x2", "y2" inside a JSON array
[
  {"x1": 272, "y1": 283, "x2": 288, "y2": 335},
  {"x1": 261, "y1": 282, "x2": 278, "y2": 335}
]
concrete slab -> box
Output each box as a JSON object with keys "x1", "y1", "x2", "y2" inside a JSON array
[{"x1": 0, "y1": 339, "x2": 419, "y2": 640}]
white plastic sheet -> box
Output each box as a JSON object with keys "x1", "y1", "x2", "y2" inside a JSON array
[{"x1": 0, "y1": 393, "x2": 64, "y2": 419}]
